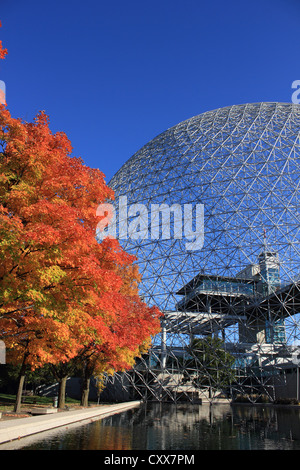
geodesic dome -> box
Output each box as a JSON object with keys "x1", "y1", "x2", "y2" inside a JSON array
[{"x1": 107, "y1": 102, "x2": 300, "y2": 403}]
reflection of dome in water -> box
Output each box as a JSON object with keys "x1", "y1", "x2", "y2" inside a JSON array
[{"x1": 108, "y1": 103, "x2": 300, "y2": 403}]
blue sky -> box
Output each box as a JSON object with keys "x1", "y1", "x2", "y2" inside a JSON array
[{"x1": 1, "y1": 0, "x2": 300, "y2": 183}]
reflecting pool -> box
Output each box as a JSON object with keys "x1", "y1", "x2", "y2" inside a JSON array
[{"x1": 2, "y1": 402, "x2": 300, "y2": 450}]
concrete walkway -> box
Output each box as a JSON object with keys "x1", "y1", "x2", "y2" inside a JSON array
[{"x1": 0, "y1": 401, "x2": 141, "y2": 445}]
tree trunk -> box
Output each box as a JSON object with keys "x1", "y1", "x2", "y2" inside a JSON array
[
  {"x1": 81, "y1": 376, "x2": 90, "y2": 407},
  {"x1": 14, "y1": 372, "x2": 26, "y2": 413},
  {"x1": 14, "y1": 356, "x2": 28, "y2": 413},
  {"x1": 58, "y1": 376, "x2": 68, "y2": 409}
]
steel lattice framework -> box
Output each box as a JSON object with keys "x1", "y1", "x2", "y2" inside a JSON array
[{"x1": 106, "y1": 102, "x2": 300, "y2": 404}]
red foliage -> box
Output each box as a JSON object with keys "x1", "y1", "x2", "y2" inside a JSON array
[
  {"x1": 0, "y1": 21, "x2": 7, "y2": 60},
  {"x1": 0, "y1": 106, "x2": 161, "y2": 373}
]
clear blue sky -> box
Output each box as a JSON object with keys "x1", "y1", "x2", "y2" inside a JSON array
[{"x1": 1, "y1": 0, "x2": 300, "y2": 182}]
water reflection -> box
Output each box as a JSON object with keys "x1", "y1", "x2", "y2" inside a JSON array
[{"x1": 2, "y1": 403, "x2": 300, "y2": 450}]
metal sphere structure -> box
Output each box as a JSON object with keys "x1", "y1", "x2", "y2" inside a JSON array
[{"x1": 107, "y1": 102, "x2": 300, "y2": 403}]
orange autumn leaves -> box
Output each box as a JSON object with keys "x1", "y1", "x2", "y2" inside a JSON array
[
  {"x1": 0, "y1": 21, "x2": 7, "y2": 60},
  {"x1": 0, "y1": 106, "x2": 161, "y2": 373}
]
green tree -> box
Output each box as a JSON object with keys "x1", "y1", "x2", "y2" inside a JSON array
[{"x1": 186, "y1": 336, "x2": 236, "y2": 393}]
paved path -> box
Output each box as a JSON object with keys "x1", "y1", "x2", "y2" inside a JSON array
[{"x1": 0, "y1": 401, "x2": 141, "y2": 445}]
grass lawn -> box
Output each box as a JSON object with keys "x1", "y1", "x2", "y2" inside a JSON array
[{"x1": 0, "y1": 393, "x2": 82, "y2": 412}]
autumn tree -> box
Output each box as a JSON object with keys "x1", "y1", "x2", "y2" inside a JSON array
[
  {"x1": 69, "y1": 261, "x2": 160, "y2": 406},
  {"x1": 0, "y1": 21, "x2": 7, "y2": 60},
  {"x1": 77, "y1": 287, "x2": 159, "y2": 406},
  {"x1": 0, "y1": 106, "x2": 161, "y2": 411}
]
